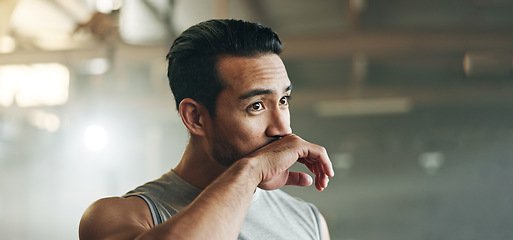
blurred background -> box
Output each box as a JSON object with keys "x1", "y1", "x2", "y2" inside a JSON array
[{"x1": 1, "y1": 0, "x2": 513, "y2": 239}]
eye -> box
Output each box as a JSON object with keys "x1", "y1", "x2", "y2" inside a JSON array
[
  {"x1": 248, "y1": 101, "x2": 264, "y2": 112},
  {"x1": 280, "y1": 96, "x2": 290, "y2": 105}
]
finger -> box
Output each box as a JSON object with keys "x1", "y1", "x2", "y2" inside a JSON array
[
  {"x1": 298, "y1": 159, "x2": 315, "y2": 175},
  {"x1": 315, "y1": 164, "x2": 325, "y2": 191},
  {"x1": 305, "y1": 145, "x2": 334, "y2": 178},
  {"x1": 316, "y1": 147, "x2": 334, "y2": 177},
  {"x1": 285, "y1": 171, "x2": 313, "y2": 187},
  {"x1": 317, "y1": 163, "x2": 331, "y2": 189},
  {"x1": 315, "y1": 173, "x2": 323, "y2": 191},
  {"x1": 315, "y1": 174, "x2": 330, "y2": 191},
  {"x1": 321, "y1": 151, "x2": 335, "y2": 177},
  {"x1": 297, "y1": 158, "x2": 310, "y2": 166},
  {"x1": 324, "y1": 158, "x2": 335, "y2": 177},
  {"x1": 321, "y1": 174, "x2": 329, "y2": 189},
  {"x1": 303, "y1": 143, "x2": 334, "y2": 178},
  {"x1": 318, "y1": 160, "x2": 333, "y2": 179}
]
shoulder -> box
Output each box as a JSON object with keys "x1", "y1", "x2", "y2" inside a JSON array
[
  {"x1": 318, "y1": 212, "x2": 331, "y2": 240},
  {"x1": 79, "y1": 196, "x2": 153, "y2": 240}
]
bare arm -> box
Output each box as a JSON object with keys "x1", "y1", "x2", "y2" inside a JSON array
[
  {"x1": 319, "y1": 213, "x2": 331, "y2": 240},
  {"x1": 79, "y1": 134, "x2": 334, "y2": 240}
]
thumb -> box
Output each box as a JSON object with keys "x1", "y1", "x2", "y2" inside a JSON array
[{"x1": 285, "y1": 171, "x2": 313, "y2": 187}]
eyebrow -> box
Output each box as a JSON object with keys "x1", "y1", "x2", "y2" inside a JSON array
[{"x1": 239, "y1": 84, "x2": 292, "y2": 100}]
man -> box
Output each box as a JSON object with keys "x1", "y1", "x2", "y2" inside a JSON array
[{"x1": 79, "y1": 19, "x2": 334, "y2": 240}]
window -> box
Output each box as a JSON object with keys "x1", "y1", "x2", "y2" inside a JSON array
[{"x1": 0, "y1": 63, "x2": 69, "y2": 107}]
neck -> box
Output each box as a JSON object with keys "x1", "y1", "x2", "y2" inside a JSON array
[{"x1": 172, "y1": 138, "x2": 227, "y2": 190}]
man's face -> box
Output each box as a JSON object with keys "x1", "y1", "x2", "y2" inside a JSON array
[{"x1": 207, "y1": 54, "x2": 292, "y2": 167}]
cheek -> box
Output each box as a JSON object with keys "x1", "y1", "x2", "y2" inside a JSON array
[{"x1": 230, "y1": 119, "x2": 267, "y2": 145}]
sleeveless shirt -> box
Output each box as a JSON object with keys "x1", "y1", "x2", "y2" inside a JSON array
[{"x1": 123, "y1": 170, "x2": 322, "y2": 240}]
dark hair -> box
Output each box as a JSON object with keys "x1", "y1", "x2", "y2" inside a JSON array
[{"x1": 166, "y1": 19, "x2": 283, "y2": 116}]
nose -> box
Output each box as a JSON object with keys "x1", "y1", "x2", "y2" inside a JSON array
[{"x1": 265, "y1": 107, "x2": 292, "y2": 138}]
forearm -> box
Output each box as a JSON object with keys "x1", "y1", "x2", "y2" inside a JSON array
[
  {"x1": 80, "y1": 134, "x2": 333, "y2": 240},
  {"x1": 136, "y1": 158, "x2": 260, "y2": 240}
]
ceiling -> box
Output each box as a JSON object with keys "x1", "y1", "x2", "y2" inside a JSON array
[
  {"x1": 3, "y1": 0, "x2": 513, "y2": 49},
  {"x1": 1, "y1": 0, "x2": 512, "y2": 107}
]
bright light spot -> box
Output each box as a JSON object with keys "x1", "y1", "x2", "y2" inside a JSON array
[
  {"x1": 82, "y1": 58, "x2": 109, "y2": 75},
  {"x1": 96, "y1": 0, "x2": 122, "y2": 14},
  {"x1": 112, "y1": 0, "x2": 123, "y2": 10},
  {"x1": 0, "y1": 63, "x2": 69, "y2": 107},
  {"x1": 96, "y1": 0, "x2": 113, "y2": 13},
  {"x1": 0, "y1": 36, "x2": 16, "y2": 53},
  {"x1": 84, "y1": 125, "x2": 109, "y2": 152},
  {"x1": 316, "y1": 97, "x2": 412, "y2": 117},
  {"x1": 419, "y1": 152, "x2": 445, "y2": 175},
  {"x1": 27, "y1": 110, "x2": 61, "y2": 132}
]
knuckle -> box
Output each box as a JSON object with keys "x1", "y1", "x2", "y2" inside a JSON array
[
  {"x1": 318, "y1": 146, "x2": 328, "y2": 156},
  {"x1": 289, "y1": 134, "x2": 304, "y2": 143}
]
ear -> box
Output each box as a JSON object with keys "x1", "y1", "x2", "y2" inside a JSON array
[{"x1": 179, "y1": 98, "x2": 209, "y2": 136}]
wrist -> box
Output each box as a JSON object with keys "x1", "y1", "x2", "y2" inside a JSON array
[{"x1": 231, "y1": 157, "x2": 262, "y2": 188}]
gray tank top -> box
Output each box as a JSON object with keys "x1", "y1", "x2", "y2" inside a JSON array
[{"x1": 124, "y1": 170, "x2": 322, "y2": 240}]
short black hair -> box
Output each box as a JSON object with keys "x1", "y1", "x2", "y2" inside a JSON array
[{"x1": 166, "y1": 19, "x2": 283, "y2": 116}]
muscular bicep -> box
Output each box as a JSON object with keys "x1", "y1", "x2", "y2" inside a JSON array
[{"x1": 79, "y1": 197, "x2": 153, "y2": 240}]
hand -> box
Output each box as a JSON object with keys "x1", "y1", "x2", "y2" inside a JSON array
[{"x1": 245, "y1": 134, "x2": 335, "y2": 191}]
